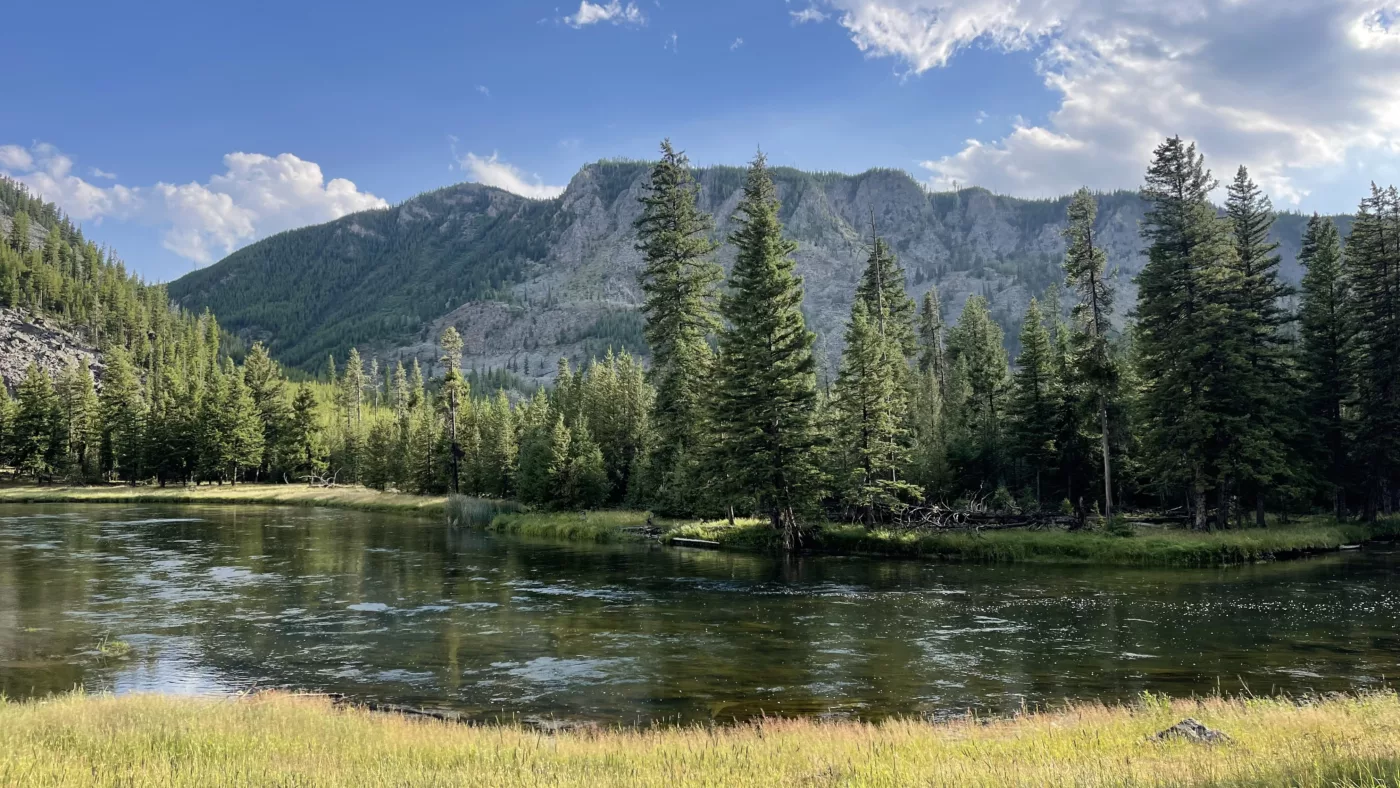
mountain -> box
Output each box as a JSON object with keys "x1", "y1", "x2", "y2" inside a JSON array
[{"x1": 168, "y1": 161, "x2": 1347, "y2": 382}]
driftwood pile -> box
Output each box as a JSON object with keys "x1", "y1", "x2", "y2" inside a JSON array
[{"x1": 891, "y1": 505, "x2": 1077, "y2": 532}]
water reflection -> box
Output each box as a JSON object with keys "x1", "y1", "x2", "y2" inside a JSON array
[{"x1": 1, "y1": 503, "x2": 1397, "y2": 724}]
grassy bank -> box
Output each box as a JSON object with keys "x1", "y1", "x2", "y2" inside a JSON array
[
  {"x1": 0, "y1": 484, "x2": 449, "y2": 516},
  {"x1": 2, "y1": 692, "x2": 1398, "y2": 786},
  {"x1": 496, "y1": 509, "x2": 1400, "y2": 566}
]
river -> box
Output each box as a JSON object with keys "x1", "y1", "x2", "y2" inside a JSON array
[{"x1": 1, "y1": 503, "x2": 1396, "y2": 725}]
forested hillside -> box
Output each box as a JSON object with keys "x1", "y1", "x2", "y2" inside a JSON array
[
  {"x1": 169, "y1": 161, "x2": 1346, "y2": 380},
  {"x1": 0, "y1": 175, "x2": 242, "y2": 392}
]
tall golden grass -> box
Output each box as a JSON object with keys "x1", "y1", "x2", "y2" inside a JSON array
[{"x1": 0, "y1": 691, "x2": 1397, "y2": 786}]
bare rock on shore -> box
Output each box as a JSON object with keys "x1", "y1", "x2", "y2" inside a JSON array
[
  {"x1": 1153, "y1": 718, "x2": 1231, "y2": 744},
  {"x1": 0, "y1": 307, "x2": 103, "y2": 393}
]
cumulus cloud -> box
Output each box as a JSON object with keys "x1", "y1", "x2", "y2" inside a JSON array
[
  {"x1": 562, "y1": 0, "x2": 645, "y2": 28},
  {"x1": 457, "y1": 151, "x2": 565, "y2": 200},
  {"x1": 0, "y1": 142, "x2": 140, "y2": 222},
  {"x1": 816, "y1": 0, "x2": 1400, "y2": 205},
  {"x1": 151, "y1": 152, "x2": 388, "y2": 264},
  {"x1": 0, "y1": 142, "x2": 387, "y2": 265},
  {"x1": 791, "y1": 6, "x2": 831, "y2": 24}
]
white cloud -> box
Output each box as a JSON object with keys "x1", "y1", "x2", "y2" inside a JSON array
[
  {"x1": 664, "y1": 31, "x2": 678, "y2": 51},
  {"x1": 563, "y1": 0, "x2": 645, "y2": 28},
  {"x1": 0, "y1": 142, "x2": 386, "y2": 266},
  {"x1": 150, "y1": 152, "x2": 388, "y2": 264},
  {"x1": 476, "y1": 85, "x2": 491, "y2": 97},
  {"x1": 731, "y1": 36, "x2": 745, "y2": 50},
  {"x1": 791, "y1": 6, "x2": 831, "y2": 24},
  {"x1": 0, "y1": 142, "x2": 140, "y2": 222},
  {"x1": 975, "y1": 110, "x2": 988, "y2": 124},
  {"x1": 90, "y1": 167, "x2": 117, "y2": 179},
  {"x1": 457, "y1": 151, "x2": 565, "y2": 200},
  {"x1": 821, "y1": 0, "x2": 1400, "y2": 206}
]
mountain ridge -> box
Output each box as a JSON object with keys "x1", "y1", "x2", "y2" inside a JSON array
[{"x1": 168, "y1": 161, "x2": 1347, "y2": 381}]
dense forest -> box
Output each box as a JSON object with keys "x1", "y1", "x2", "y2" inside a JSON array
[{"x1": 2, "y1": 136, "x2": 1397, "y2": 540}]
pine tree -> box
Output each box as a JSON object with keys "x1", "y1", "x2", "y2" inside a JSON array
[
  {"x1": 55, "y1": 361, "x2": 100, "y2": 479},
  {"x1": 242, "y1": 342, "x2": 289, "y2": 480},
  {"x1": 832, "y1": 297, "x2": 916, "y2": 521},
  {"x1": 567, "y1": 421, "x2": 610, "y2": 509},
  {"x1": 946, "y1": 295, "x2": 1009, "y2": 489},
  {"x1": 1136, "y1": 137, "x2": 1245, "y2": 528},
  {"x1": 0, "y1": 384, "x2": 14, "y2": 469},
  {"x1": 634, "y1": 139, "x2": 723, "y2": 514},
  {"x1": 289, "y1": 384, "x2": 323, "y2": 477},
  {"x1": 711, "y1": 153, "x2": 823, "y2": 547},
  {"x1": 99, "y1": 347, "x2": 146, "y2": 483},
  {"x1": 1007, "y1": 298, "x2": 1058, "y2": 507},
  {"x1": 1225, "y1": 166, "x2": 1293, "y2": 524},
  {"x1": 438, "y1": 327, "x2": 466, "y2": 492},
  {"x1": 1345, "y1": 184, "x2": 1400, "y2": 519},
  {"x1": 1297, "y1": 215, "x2": 1353, "y2": 518},
  {"x1": 855, "y1": 233, "x2": 917, "y2": 357},
  {"x1": 1062, "y1": 188, "x2": 1119, "y2": 517},
  {"x1": 220, "y1": 364, "x2": 264, "y2": 484},
  {"x1": 515, "y1": 391, "x2": 557, "y2": 506},
  {"x1": 917, "y1": 287, "x2": 948, "y2": 394},
  {"x1": 12, "y1": 363, "x2": 59, "y2": 479}
]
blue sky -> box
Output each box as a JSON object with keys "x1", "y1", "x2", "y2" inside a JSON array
[{"x1": 3, "y1": 0, "x2": 1398, "y2": 282}]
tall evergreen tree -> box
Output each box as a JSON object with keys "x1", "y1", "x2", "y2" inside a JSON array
[
  {"x1": 1136, "y1": 137, "x2": 1245, "y2": 528},
  {"x1": 242, "y1": 342, "x2": 290, "y2": 480},
  {"x1": 832, "y1": 298, "x2": 916, "y2": 521},
  {"x1": 946, "y1": 295, "x2": 1009, "y2": 490},
  {"x1": 855, "y1": 233, "x2": 917, "y2": 357},
  {"x1": 1007, "y1": 298, "x2": 1058, "y2": 506},
  {"x1": 55, "y1": 361, "x2": 99, "y2": 479},
  {"x1": 634, "y1": 140, "x2": 723, "y2": 514},
  {"x1": 438, "y1": 327, "x2": 466, "y2": 493},
  {"x1": 711, "y1": 153, "x2": 823, "y2": 547},
  {"x1": 99, "y1": 347, "x2": 146, "y2": 483},
  {"x1": 219, "y1": 362, "x2": 265, "y2": 483},
  {"x1": 1225, "y1": 166, "x2": 1293, "y2": 524},
  {"x1": 917, "y1": 287, "x2": 948, "y2": 393},
  {"x1": 1062, "y1": 188, "x2": 1119, "y2": 517},
  {"x1": 1297, "y1": 215, "x2": 1353, "y2": 518},
  {"x1": 1345, "y1": 184, "x2": 1400, "y2": 519},
  {"x1": 11, "y1": 364, "x2": 59, "y2": 479}
]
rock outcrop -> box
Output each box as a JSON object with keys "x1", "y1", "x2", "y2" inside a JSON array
[{"x1": 0, "y1": 307, "x2": 103, "y2": 393}]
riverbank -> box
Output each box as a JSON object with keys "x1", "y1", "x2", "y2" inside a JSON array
[
  {"x1": 2, "y1": 691, "x2": 1397, "y2": 786},
  {"x1": 3, "y1": 486, "x2": 1395, "y2": 566},
  {"x1": 0, "y1": 484, "x2": 448, "y2": 516},
  {"x1": 491, "y1": 509, "x2": 1399, "y2": 566}
]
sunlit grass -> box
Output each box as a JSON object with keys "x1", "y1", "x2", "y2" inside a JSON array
[
  {"x1": 1, "y1": 691, "x2": 1398, "y2": 786},
  {"x1": 0, "y1": 484, "x2": 448, "y2": 516},
  {"x1": 505, "y1": 512, "x2": 1400, "y2": 566},
  {"x1": 490, "y1": 509, "x2": 655, "y2": 542}
]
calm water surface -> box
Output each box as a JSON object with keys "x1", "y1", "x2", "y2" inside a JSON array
[{"x1": 1, "y1": 503, "x2": 1397, "y2": 724}]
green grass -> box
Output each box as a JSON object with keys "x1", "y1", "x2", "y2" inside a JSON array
[
  {"x1": 2, "y1": 691, "x2": 1399, "y2": 786},
  {"x1": 509, "y1": 512, "x2": 1400, "y2": 566},
  {"x1": 0, "y1": 484, "x2": 449, "y2": 516},
  {"x1": 489, "y1": 510, "x2": 657, "y2": 542}
]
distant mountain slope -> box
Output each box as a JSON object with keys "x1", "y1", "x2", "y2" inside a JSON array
[{"x1": 169, "y1": 161, "x2": 1348, "y2": 380}]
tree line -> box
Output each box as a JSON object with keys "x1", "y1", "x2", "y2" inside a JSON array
[{"x1": 2, "y1": 139, "x2": 1397, "y2": 538}]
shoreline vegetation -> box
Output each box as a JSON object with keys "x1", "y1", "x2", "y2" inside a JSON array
[
  {"x1": 2, "y1": 691, "x2": 1398, "y2": 786},
  {"x1": 4, "y1": 484, "x2": 1395, "y2": 567}
]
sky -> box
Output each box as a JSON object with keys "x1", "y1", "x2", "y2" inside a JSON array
[{"x1": 3, "y1": 0, "x2": 1400, "y2": 282}]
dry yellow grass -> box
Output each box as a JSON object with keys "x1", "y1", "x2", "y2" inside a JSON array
[
  {"x1": 0, "y1": 483, "x2": 447, "y2": 516},
  {"x1": 0, "y1": 692, "x2": 1397, "y2": 786}
]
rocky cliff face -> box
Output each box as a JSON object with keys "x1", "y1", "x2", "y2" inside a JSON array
[
  {"x1": 172, "y1": 162, "x2": 1338, "y2": 383},
  {"x1": 0, "y1": 307, "x2": 103, "y2": 393}
]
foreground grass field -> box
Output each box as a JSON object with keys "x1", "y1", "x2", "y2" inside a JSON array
[
  {"x1": 1, "y1": 692, "x2": 1397, "y2": 787},
  {"x1": 0, "y1": 483, "x2": 449, "y2": 516}
]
